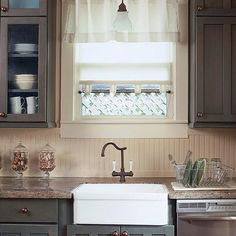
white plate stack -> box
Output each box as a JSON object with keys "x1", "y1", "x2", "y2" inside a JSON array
[
  {"x1": 13, "y1": 74, "x2": 38, "y2": 90},
  {"x1": 13, "y1": 43, "x2": 38, "y2": 54}
]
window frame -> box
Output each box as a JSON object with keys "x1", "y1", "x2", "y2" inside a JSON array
[{"x1": 60, "y1": 40, "x2": 188, "y2": 138}]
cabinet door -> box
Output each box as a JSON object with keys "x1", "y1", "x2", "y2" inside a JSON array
[
  {"x1": 0, "y1": 17, "x2": 47, "y2": 123},
  {"x1": 0, "y1": 224, "x2": 57, "y2": 236},
  {"x1": 0, "y1": 0, "x2": 47, "y2": 16},
  {"x1": 196, "y1": 17, "x2": 236, "y2": 123},
  {"x1": 67, "y1": 225, "x2": 120, "y2": 236},
  {"x1": 121, "y1": 226, "x2": 174, "y2": 236}
]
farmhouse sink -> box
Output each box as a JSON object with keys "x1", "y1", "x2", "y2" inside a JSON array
[{"x1": 72, "y1": 184, "x2": 168, "y2": 225}]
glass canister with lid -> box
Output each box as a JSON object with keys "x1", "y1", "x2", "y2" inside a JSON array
[
  {"x1": 39, "y1": 144, "x2": 56, "y2": 177},
  {"x1": 11, "y1": 142, "x2": 29, "y2": 176}
]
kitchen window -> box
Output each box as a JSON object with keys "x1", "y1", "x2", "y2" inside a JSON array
[
  {"x1": 60, "y1": 0, "x2": 188, "y2": 138},
  {"x1": 76, "y1": 41, "x2": 174, "y2": 118}
]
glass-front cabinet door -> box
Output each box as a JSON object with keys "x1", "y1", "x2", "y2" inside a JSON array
[
  {"x1": 0, "y1": 0, "x2": 47, "y2": 16},
  {"x1": 0, "y1": 17, "x2": 47, "y2": 122}
]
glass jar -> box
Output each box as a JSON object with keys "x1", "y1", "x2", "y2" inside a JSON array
[
  {"x1": 39, "y1": 144, "x2": 56, "y2": 177},
  {"x1": 11, "y1": 142, "x2": 29, "y2": 176}
]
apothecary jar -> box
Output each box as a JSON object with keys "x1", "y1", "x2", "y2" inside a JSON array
[
  {"x1": 39, "y1": 144, "x2": 56, "y2": 177},
  {"x1": 11, "y1": 142, "x2": 29, "y2": 176}
]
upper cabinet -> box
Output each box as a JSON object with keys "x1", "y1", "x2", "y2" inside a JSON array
[
  {"x1": 0, "y1": 0, "x2": 55, "y2": 127},
  {"x1": 189, "y1": 0, "x2": 236, "y2": 127},
  {"x1": 0, "y1": 0, "x2": 47, "y2": 16}
]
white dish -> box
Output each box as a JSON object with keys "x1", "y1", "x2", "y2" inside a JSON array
[
  {"x1": 12, "y1": 80, "x2": 38, "y2": 90},
  {"x1": 13, "y1": 44, "x2": 38, "y2": 53},
  {"x1": 14, "y1": 74, "x2": 37, "y2": 81}
]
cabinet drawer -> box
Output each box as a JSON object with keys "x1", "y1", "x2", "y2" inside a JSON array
[{"x1": 0, "y1": 199, "x2": 58, "y2": 223}]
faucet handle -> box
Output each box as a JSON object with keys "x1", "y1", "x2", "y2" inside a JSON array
[
  {"x1": 112, "y1": 160, "x2": 116, "y2": 171},
  {"x1": 129, "y1": 160, "x2": 133, "y2": 172}
]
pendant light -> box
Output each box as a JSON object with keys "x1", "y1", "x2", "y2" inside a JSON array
[{"x1": 113, "y1": 0, "x2": 132, "y2": 32}]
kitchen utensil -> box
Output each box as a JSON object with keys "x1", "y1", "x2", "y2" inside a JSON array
[
  {"x1": 168, "y1": 154, "x2": 177, "y2": 166},
  {"x1": 14, "y1": 74, "x2": 37, "y2": 81},
  {"x1": 12, "y1": 74, "x2": 38, "y2": 90},
  {"x1": 183, "y1": 150, "x2": 192, "y2": 165},
  {"x1": 12, "y1": 80, "x2": 38, "y2": 90},
  {"x1": 182, "y1": 159, "x2": 192, "y2": 187},
  {"x1": 175, "y1": 164, "x2": 186, "y2": 183},
  {"x1": 13, "y1": 43, "x2": 38, "y2": 54},
  {"x1": 26, "y1": 96, "x2": 38, "y2": 114},
  {"x1": 9, "y1": 96, "x2": 26, "y2": 114},
  {"x1": 190, "y1": 158, "x2": 206, "y2": 187}
]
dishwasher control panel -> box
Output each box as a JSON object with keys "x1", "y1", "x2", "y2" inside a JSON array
[
  {"x1": 208, "y1": 203, "x2": 236, "y2": 212},
  {"x1": 177, "y1": 199, "x2": 236, "y2": 213}
]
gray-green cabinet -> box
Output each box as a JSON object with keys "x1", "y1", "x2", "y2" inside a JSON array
[
  {"x1": 189, "y1": 0, "x2": 236, "y2": 127},
  {"x1": 0, "y1": 0, "x2": 47, "y2": 16},
  {"x1": 0, "y1": 0, "x2": 55, "y2": 127},
  {"x1": 194, "y1": 0, "x2": 236, "y2": 15},
  {"x1": 0, "y1": 224, "x2": 57, "y2": 236},
  {"x1": 67, "y1": 225, "x2": 174, "y2": 236},
  {"x1": 0, "y1": 199, "x2": 59, "y2": 236}
]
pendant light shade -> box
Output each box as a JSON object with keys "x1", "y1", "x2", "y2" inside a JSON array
[{"x1": 113, "y1": 0, "x2": 132, "y2": 32}]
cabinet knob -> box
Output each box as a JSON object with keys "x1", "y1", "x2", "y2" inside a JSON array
[
  {"x1": 197, "y1": 112, "x2": 204, "y2": 118},
  {"x1": 121, "y1": 232, "x2": 129, "y2": 236},
  {"x1": 197, "y1": 5, "x2": 203, "y2": 11},
  {"x1": 111, "y1": 231, "x2": 119, "y2": 236},
  {"x1": 0, "y1": 112, "x2": 7, "y2": 118},
  {"x1": 1, "y1": 6, "x2": 8, "y2": 12},
  {"x1": 20, "y1": 208, "x2": 30, "y2": 214}
]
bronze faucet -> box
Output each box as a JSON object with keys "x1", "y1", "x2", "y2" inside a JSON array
[{"x1": 101, "y1": 142, "x2": 133, "y2": 183}]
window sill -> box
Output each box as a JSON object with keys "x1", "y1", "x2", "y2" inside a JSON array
[{"x1": 60, "y1": 121, "x2": 188, "y2": 138}]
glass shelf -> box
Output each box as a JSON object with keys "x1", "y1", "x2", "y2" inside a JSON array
[
  {"x1": 8, "y1": 89, "x2": 38, "y2": 94},
  {"x1": 9, "y1": 53, "x2": 38, "y2": 58}
]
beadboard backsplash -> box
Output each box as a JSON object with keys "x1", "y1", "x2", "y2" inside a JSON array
[{"x1": 0, "y1": 128, "x2": 236, "y2": 177}]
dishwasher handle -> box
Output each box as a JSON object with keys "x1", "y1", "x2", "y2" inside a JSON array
[{"x1": 179, "y1": 214, "x2": 236, "y2": 221}]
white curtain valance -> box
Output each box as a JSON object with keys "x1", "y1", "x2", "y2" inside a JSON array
[{"x1": 63, "y1": 0, "x2": 180, "y2": 43}]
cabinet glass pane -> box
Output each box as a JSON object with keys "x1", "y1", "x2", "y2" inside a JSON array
[
  {"x1": 7, "y1": 24, "x2": 39, "y2": 115},
  {"x1": 9, "y1": 0, "x2": 39, "y2": 9}
]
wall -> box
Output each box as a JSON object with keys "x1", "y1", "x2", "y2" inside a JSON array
[
  {"x1": 0, "y1": 128, "x2": 236, "y2": 177},
  {"x1": 0, "y1": 2, "x2": 235, "y2": 178}
]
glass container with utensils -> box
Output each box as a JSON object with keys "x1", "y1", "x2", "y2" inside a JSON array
[
  {"x1": 39, "y1": 144, "x2": 56, "y2": 178},
  {"x1": 11, "y1": 142, "x2": 29, "y2": 177}
]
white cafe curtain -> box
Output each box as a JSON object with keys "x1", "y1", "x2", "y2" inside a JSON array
[{"x1": 63, "y1": 0, "x2": 180, "y2": 43}]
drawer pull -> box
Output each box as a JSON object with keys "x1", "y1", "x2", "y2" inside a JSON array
[
  {"x1": 111, "y1": 231, "x2": 119, "y2": 236},
  {"x1": 121, "y1": 232, "x2": 129, "y2": 236},
  {"x1": 197, "y1": 112, "x2": 204, "y2": 118},
  {"x1": 197, "y1": 5, "x2": 203, "y2": 11},
  {"x1": 1, "y1": 6, "x2": 8, "y2": 12},
  {"x1": 0, "y1": 112, "x2": 7, "y2": 118},
  {"x1": 20, "y1": 208, "x2": 30, "y2": 214}
]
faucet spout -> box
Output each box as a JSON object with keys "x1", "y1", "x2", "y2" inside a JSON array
[
  {"x1": 101, "y1": 142, "x2": 133, "y2": 183},
  {"x1": 101, "y1": 142, "x2": 127, "y2": 157}
]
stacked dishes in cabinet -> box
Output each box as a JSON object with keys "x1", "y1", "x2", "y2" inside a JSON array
[
  {"x1": 11, "y1": 74, "x2": 38, "y2": 90},
  {"x1": 12, "y1": 43, "x2": 38, "y2": 54},
  {"x1": 8, "y1": 43, "x2": 39, "y2": 115}
]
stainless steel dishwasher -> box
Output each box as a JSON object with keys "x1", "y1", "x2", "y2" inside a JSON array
[{"x1": 177, "y1": 199, "x2": 236, "y2": 236}]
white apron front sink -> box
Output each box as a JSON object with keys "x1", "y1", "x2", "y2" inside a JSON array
[{"x1": 72, "y1": 184, "x2": 168, "y2": 225}]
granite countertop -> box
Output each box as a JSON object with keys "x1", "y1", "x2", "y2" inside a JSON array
[{"x1": 0, "y1": 177, "x2": 236, "y2": 199}]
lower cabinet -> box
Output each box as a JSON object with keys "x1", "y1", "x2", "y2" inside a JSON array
[
  {"x1": 0, "y1": 224, "x2": 58, "y2": 236},
  {"x1": 0, "y1": 199, "x2": 60, "y2": 236},
  {"x1": 67, "y1": 225, "x2": 174, "y2": 236}
]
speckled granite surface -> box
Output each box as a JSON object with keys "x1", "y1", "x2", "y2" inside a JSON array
[{"x1": 0, "y1": 177, "x2": 235, "y2": 199}]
